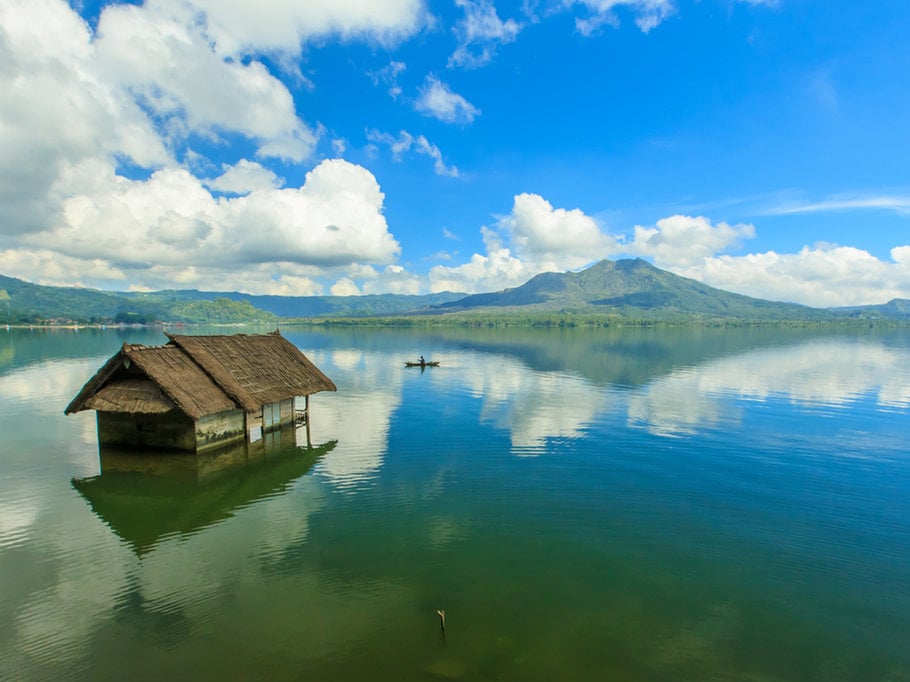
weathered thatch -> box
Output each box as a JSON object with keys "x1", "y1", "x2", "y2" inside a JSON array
[
  {"x1": 85, "y1": 379, "x2": 176, "y2": 414},
  {"x1": 126, "y1": 345, "x2": 239, "y2": 418},
  {"x1": 65, "y1": 331, "x2": 335, "y2": 420},
  {"x1": 166, "y1": 332, "x2": 336, "y2": 412},
  {"x1": 66, "y1": 344, "x2": 237, "y2": 419}
]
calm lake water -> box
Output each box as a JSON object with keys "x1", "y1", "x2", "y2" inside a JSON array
[{"x1": 1, "y1": 325, "x2": 909, "y2": 681}]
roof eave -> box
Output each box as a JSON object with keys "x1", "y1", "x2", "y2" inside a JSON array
[{"x1": 64, "y1": 345, "x2": 129, "y2": 415}]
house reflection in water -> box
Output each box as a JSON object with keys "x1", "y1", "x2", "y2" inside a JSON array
[{"x1": 72, "y1": 423, "x2": 336, "y2": 555}]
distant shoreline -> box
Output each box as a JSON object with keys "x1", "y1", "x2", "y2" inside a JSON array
[
  {"x1": 6, "y1": 315, "x2": 909, "y2": 331},
  {"x1": 2, "y1": 322, "x2": 256, "y2": 330}
]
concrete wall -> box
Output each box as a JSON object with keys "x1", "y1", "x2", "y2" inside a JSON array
[
  {"x1": 97, "y1": 422, "x2": 304, "y2": 481},
  {"x1": 98, "y1": 411, "x2": 197, "y2": 451},
  {"x1": 98, "y1": 408, "x2": 247, "y2": 452},
  {"x1": 194, "y1": 409, "x2": 247, "y2": 451}
]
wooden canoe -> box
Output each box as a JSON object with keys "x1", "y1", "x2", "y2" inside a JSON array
[{"x1": 405, "y1": 361, "x2": 440, "y2": 367}]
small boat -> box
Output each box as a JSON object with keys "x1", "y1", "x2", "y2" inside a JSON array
[{"x1": 405, "y1": 360, "x2": 440, "y2": 367}]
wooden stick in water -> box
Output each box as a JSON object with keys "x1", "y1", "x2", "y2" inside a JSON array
[{"x1": 436, "y1": 609, "x2": 446, "y2": 633}]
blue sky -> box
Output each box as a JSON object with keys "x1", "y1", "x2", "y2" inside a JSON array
[{"x1": 1, "y1": 0, "x2": 909, "y2": 306}]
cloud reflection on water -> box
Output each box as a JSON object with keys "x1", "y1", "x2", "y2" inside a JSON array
[
  {"x1": 308, "y1": 335, "x2": 910, "y2": 456},
  {"x1": 2, "y1": 330, "x2": 909, "y2": 677},
  {"x1": 454, "y1": 355, "x2": 609, "y2": 453},
  {"x1": 0, "y1": 357, "x2": 110, "y2": 476},
  {"x1": 628, "y1": 338, "x2": 910, "y2": 437},
  {"x1": 306, "y1": 349, "x2": 403, "y2": 491}
]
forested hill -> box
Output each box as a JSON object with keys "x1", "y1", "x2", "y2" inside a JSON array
[
  {"x1": 150, "y1": 289, "x2": 467, "y2": 318},
  {"x1": 433, "y1": 258, "x2": 910, "y2": 322},
  {"x1": 2, "y1": 261, "x2": 909, "y2": 325},
  {"x1": 830, "y1": 298, "x2": 910, "y2": 319},
  {"x1": 0, "y1": 274, "x2": 278, "y2": 324},
  {"x1": 0, "y1": 274, "x2": 464, "y2": 324}
]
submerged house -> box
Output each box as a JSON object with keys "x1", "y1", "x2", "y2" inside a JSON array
[{"x1": 65, "y1": 331, "x2": 336, "y2": 452}]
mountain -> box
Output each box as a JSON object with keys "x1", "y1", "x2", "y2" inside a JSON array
[
  {"x1": 133, "y1": 289, "x2": 467, "y2": 318},
  {"x1": 434, "y1": 258, "x2": 825, "y2": 321},
  {"x1": 3, "y1": 260, "x2": 908, "y2": 325},
  {"x1": 829, "y1": 298, "x2": 910, "y2": 320},
  {"x1": 0, "y1": 273, "x2": 465, "y2": 324},
  {"x1": 0, "y1": 273, "x2": 160, "y2": 323}
]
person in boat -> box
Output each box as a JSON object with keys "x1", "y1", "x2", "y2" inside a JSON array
[{"x1": 419, "y1": 355, "x2": 425, "y2": 366}]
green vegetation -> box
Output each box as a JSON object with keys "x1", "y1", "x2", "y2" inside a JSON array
[
  {"x1": 286, "y1": 311, "x2": 902, "y2": 329},
  {"x1": 436, "y1": 258, "x2": 829, "y2": 321},
  {"x1": 0, "y1": 274, "x2": 276, "y2": 325},
  {"x1": 0, "y1": 273, "x2": 457, "y2": 325},
  {"x1": 286, "y1": 258, "x2": 908, "y2": 328},
  {"x1": 170, "y1": 298, "x2": 277, "y2": 324},
  {"x1": 2, "y1": 259, "x2": 908, "y2": 328}
]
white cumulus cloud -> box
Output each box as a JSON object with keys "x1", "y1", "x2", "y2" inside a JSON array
[
  {"x1": 684, "y1": 244, "x2": 910, "y2": 307},
  {"x1": 0, "y1": 0, "x2": 170, "y2": 235},
  {"x1": 617, "y1": 213, "x2": 910, "y2": 306},
  {"x1": 415, "y1": 75, "x2": 481, "y2": 124},
  {"x1": 429, "y1": 227, "x2": 532, "y2": 293},
  {"x1": 428, "y1": 195, "x2": 910, "y2": 307},
  {"x1": 330, "y1": 277, "x2": 361, "y2": 296},
  {"x1": 430, "y1": 193, "x2": 617, "y2": 293},
  {"x1": 205, "y1": 160, "x2": 283, "y2": 194},
  {"x1": 362, "y1": 265, "x2": 423, "y2": 295},
  {"x1": 506, "y1": 193, "x2": 617, "y2": 264},
  {"x1": 0, "y1": 0, "x2": 431, "y2": 295},
  {"x1": 95, "y1": 1, "x2": 318, "y2": 162},
  {"x1": 626, "y1": 214, "x2": 756, "y2": 268},
  {"x1": 177, "y1": 0, "x2": 427, "y2": 55},
  {"x1": 2, "y1": 158, "x2": 401, "y2": 293}
]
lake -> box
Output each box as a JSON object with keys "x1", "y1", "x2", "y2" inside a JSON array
[{"x1": 1, "y1": 325, "x2": 909, "y2": 681}]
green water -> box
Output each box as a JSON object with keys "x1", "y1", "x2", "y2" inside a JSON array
[{"x1": 1, "y1": 325, "x2": 909, "y2": 680}]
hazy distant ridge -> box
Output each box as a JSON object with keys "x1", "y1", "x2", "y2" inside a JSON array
[
  {"x1": 0, "y1": 273, "x2": 465, "y2": 323},
  {"x1": 2, "y1": 260, "x2": 908, "y2": 324}
]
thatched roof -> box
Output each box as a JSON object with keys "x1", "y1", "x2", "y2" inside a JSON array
[
  {"x1": 66, "y1": 331, "x2": 336, "y2": 419},
  {"x1": 166, "y1": 332, "x2": 336, "y2": 412},
  {"x1": 86, "y1": 379, "x2": 176, "y2": 414}
]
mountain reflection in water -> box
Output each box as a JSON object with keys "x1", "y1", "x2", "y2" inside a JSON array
[{"x1": 299, "y1": 327, "x2": 910, "y2": 449}]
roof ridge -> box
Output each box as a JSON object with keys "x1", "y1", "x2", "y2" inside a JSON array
[
  {"x1": 67, "y1": 332, "x2": 335, "y2": 419},
  {"x1": 166, "y1": 333, "x2": 261, "y2": 412}
]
